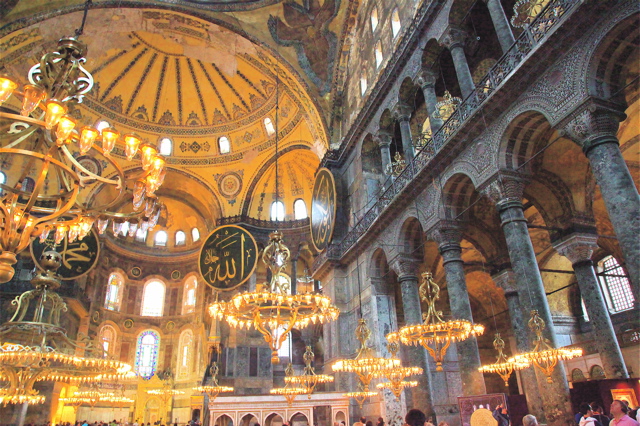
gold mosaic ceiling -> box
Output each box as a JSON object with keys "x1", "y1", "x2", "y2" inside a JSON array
[{"x1": 0, "y1": 7, "x2": 328, "y2": 234}]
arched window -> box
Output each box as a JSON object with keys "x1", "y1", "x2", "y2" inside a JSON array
[
  {"x1": 177, "y1": 329, "x2": 194, "y2": 379},
  {"x1": 158, "y1": 137, "x2": 172, "y2": 156},
  {"x1": 270, "y1": 201, "x2": 285, "y2": 221},
  {"x1": 0, "y1": 171, "x2": 7, "y2": 185},
  {"x1": 135, "y1": 330, "x2": 160, "y2": 379},
  {"x1": 135, "y1": 228, "x2": 147, "y2": 242},
  {"x1": 96, "y1": 120, "x2": 110, "y2": 133},
  {"x1": 100, "y1": 325, "x2": 117, "y2": 356},
  {"x1": 391, "y1": 9, "x2": 401, "y2": 37},
  {"x1": 294, "y1": 199, "x2": 308, "y2": 220},
  {"x1": 191, "y1": 227, "x2": 200, "y2": 242},
  {"x1": 21, "y1": 177, "x2": 35, "y2": 192},
  {"x1": 218, "y1": 136, "x2": 231, "y2": 154},
  {"x1": 175, "y1": 230, "x2": 186, "y2": 246},
  {"x1": 375, "y1": 41, "x2": 383, "y2": 68},
  {"x1": 105, "y1": 272, "x2": 124, "y2": 311},
  {"x1": 360, "y1": 77, "x2": 368, "y2": 96},
  {"x1": 264, "y1": 117, "x2": 276, "y2": 136},
  {"x1": 182, "y1": 276, "x2": 197, "y2": 315},
  {"x1": 141, "y1": 280, "x2": 165, "y2": 316},
  {"x1": 154, "y1": 230, "x2": 168, "y2": 247},
  {"x1": 597, "y1": 255, "x2": 635, "y2": 312},
  {"x1": 370, "y1": 7, "x2": 379, "y2": 31}
]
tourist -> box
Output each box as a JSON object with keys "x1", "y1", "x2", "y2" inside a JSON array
[
  {"x1": 610, "y1": 400, "x2": 639, "y2": 425},
  {"x1": 376, "y1": 417, "x2": 384, "y2": 426},
  {"x1": 353, "y1": 417, "x2": 366, "y2": 426},
  {"x1": 493, "y1": 404, "x2": 509, "y2": 426},
  {"x1": 405, "y1": 410, "x2": 426, "y2": 426},
  {"x1": 579, "y1": 403, "x2": 604, "y2": 426},
  {"x1": 591, "y1": 403, "x2": 611, "y2": 426},
  {"x1": 522, "y1": 415, "x2": 539, "y2": 426},
  {"x1": 424, "y1": 417, "x2": 435, "y2": 426}
]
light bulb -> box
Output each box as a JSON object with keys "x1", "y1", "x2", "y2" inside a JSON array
[
  {"x1": 96, "y1": 217, "x2": 109, "y2": 234},
  {"x1": 20, "y1": 84, "x2": 46, "y2": 116},
  {"x1": 140, "y1": 144, "x2": 158, "y2": 170},
  {"x1": 123, "y1": 133, "x2": 141, "y2": 161},
  {"x1": 101, "y1": 128, "x2": 119, "y2": 155},
  {"x1": 0, "y1": 77, "x2": 17, "y2": 104},
  {"x1": 55, "y1": 225, "x2": 68, "y2": 245},
  {"x1": 79, "y1": 126, "x2": 99, "y2": 154},
  {"x1": 56, "y1": 116, "x2": 77, "y2": 143},
  {"x1": 44, "y1": 100, "x2": 67, "y2": 129}
]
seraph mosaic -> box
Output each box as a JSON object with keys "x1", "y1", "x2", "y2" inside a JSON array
[{"x1": 269, "y1": 0, "x2": 340, "y2": 95}]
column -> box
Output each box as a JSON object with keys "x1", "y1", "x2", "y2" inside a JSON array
[
  {"x1": 393, "y1": 103, "x2": 415, "y2": 162},
  {"x1": 482, "y1": 0, "x2": 516, "y2": 54},
  {"x1": 429, "y1": 221, "x2": 486, "y2": 396},
  {"x1": 440, "y1": 27, "x2": 476, "y2": 99},
  {"x1": 554, "y1": 233, "x2": 629, "y2": 378},
  {"x1": 376, "y1": 130, "x2": 393, "y2": 174},
  {"x1": 493, "y1": 270, "x2": 546, "y2": 424},
  {"x1": 563, "y1": 102, "x2": 640, "y2": 295},
  {"x1": 416, "y1": 69, "x2": 444, "y2": 134},
  {"x1": 480, "y1": 171, "x2": 573, "y2": 426},
  {"x1": 391, "y1": 256, "x2": 435, "y2": 419}
]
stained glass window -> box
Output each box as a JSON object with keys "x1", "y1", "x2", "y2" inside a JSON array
[
  {"x1": 141, "y1": 280, "x2": 165, "y2": 316},
  {"x1": 182, "y1": 276, "x2": 197, "y2": 315},
  {"x1": 598, "y1": 255, "x2": 635, "y2": 313},
  {"x1": 135, "y1": 330, "x2": 160, "y2": 379},
  {"x1": 100, "y1": 325, "x2": 116, "y2": 356},
  {"x1": 105, "y1": 272, "x2": 123, "y2": 311},
  {"x1": 177, "y1": 329, "x2": 194, "y2": 379}
]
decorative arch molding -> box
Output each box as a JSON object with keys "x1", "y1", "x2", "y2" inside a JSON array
[{"x1": 397, "y1": 216, "x2": 425, "y2": 259}]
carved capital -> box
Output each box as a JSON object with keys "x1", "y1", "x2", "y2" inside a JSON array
[
  {"x1": 428, "y1": 220, "x2": 463, "y2": 250},
  {"x1": 416, "y1": 68, "x2": 437, "y2": 89},
  {"x1": 492, "y1": 269, "x2": 518, "y2": 296},
  {"x1": 376, "y1": 130, "x2": 393, "y2": 147},
  {"x1": 392, "y1": 103, "x2": 413, "y2": 122},
  {"x1": 479, "y1": 171, "x2": 526, "y2": 206},
  {"x1": 560, "y1": 99, "x2": 626, "y2": 155},
  {"x1": 553, "y1": 233, "x2": 598, "y2": 265},
  {"x1": 390, "y1": 255, "x2": 420, "y2": 281},
  {"x1": 440, "y1": 26, "x2": 468, "y2": 50}
]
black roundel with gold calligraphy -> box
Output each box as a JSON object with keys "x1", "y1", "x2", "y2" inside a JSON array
[
  {"x1": 310, "y1": 167, "x2": 336, "y2": 252},
  {"x1": 199, "y1": 224, "x2": 258, "y2": 291},
  {"x1": 30, "y1": 229, "x2": 100, "y2": 280}
]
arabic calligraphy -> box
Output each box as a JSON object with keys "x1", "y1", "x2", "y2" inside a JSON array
[
  {"x1": 30, "y1": 229, "x2": 99, "y2": 279},
  {"x1": 199, "y1": 225, "x2": 258, "y2": 291},
  {"x1": 311, "y1": 168, "x2": 336, "y2": 252}
]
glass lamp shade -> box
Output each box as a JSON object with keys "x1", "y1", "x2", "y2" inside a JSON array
[
  {"x1": 123, "y1": 134, "x2": 141, "y2": 161},
  {"x1": 79, "y1": 127, "x2": 99, "y2": 154},
  {"x1": 0, "y1": 77, "x2": 18, "y2": 104},
  {"x1": 101, "y1": 128, "x2": 119, "y2": 155},
  {"x1": 44, "y1": 100, "x2": 66, "y2": 129},
  {"x1": 21, "y1": 84, "x2": 46, "y2": 116},
  {"x1": 56, "y1": 116, "x2": 77, "y2": 143}
]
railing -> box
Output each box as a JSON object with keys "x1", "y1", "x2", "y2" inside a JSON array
[
  {"x1": 316, "y1": 0, "x2": 579, "y2": 268},
  {"x1": 218, "y1": 215, "x2": 310, "y2": 229}
]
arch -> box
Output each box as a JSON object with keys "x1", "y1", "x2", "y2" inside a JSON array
[
  {"x1": 264, "y1": 412, "x2": 285, "y2": 426},
  {"x1": 441, "y1": 172, "x2": 477, "y2": 220},
  {"x1": 497, "y1": 109, "x2": 555, "y2": 171},
  {"x1": 398, "y1": 216, "x2": 425, "y2": 259},
  {"x1": 154, "y1": 229, "x2": 168, "y2": 247},
  {"x1": 104, "y1": 271, "x2": 125, "y2": 311},
  {"x1": 270, "y1": 200, "x2": 285, "y2": 221},
  {"x1": 586, "y1": 12, "x2": 639, "y2": 105},
  {"x1": 398, "y1": 76, "x2": 418, "y2": 106},
  {"x1": 175, "y1": 230, "x2": 186, "y2": 246},
  {"x1": 135, "y1": 330, "x2": 160, "y2": 379},
  {"x1": 571, "y1": 368, "x2": 587, "y2": 383},
  {"x1": 177, "y1": 328, "x2": 194, "y2": 379},
  {"x1": 590, "y1": 364, "x2": 606, "y2": 380},
  {"x1": 379, "y1": 108, "x2": 394, "y2": 132},
  {"x1": 447, "y1": 0, "x2": 476, "y2": 26},
  {"x1": 361, "y1": 134, "x2": 383, "y2": 174},
  {"x1": 141, "y1": 279, "x2": 165, "y2": 316},
  {"x1": 182, "y1": 275, "x2": 198, "y2": 314},
  {"x1": 293, "y1": 198, "x2": 308, "y2": 219},
  {"x1": 239, "y1": 413, "x2": 260, "y2": 426},
  {"x1": 213, "y1": 415, "x2": 234, "y2": 426},
  {"x1": 99, "y1": 324, "x2": 117, "y2": 356},
  {"x1": 421, "y1": 39, "x2": 442, "y2": 69}
]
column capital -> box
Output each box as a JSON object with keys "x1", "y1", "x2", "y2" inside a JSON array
[
  {"x1": 416, "y1": 68, "x2": 437, "y2": 89},
  {"x1": 439, "y1": 26, "x2": 468, "y2": 50},
  {"x1": 553, "y1": 233, "x2": 599, "y2": 266},
  {"x1": 559, "y1": 98, "x2": 626, "y2": 155},
  {"x1": 393, "y1": 102, "x2": 413, "y2": 122},
  {"x1": 376, "y1": 129, "x2": 393, "y2": 146},
  {"x1": 390, "y1": 254, "x2": 421, "y2": 282},
  {"x1": 428, "y1": 220, "x2": 463, "y2": 250},
  {"x1": 479, "y1": 170, "x2": 527, "y2": 208},
  {"x1": 492, "y1": 269, "x2": 518, "y2": 296}
]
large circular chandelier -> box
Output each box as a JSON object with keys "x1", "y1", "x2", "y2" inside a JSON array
[
  {"x1": 193, "y1": 362, "x2": 234, "y2": 402},
  {"x1": 375, "y1": 340, "x2": 422, "y2": 400},
  {"x1": 284, "y1": 346, "x2": 333, "y2": 398},
  {"x1": 0, "y1": 1, "x2": 166, "y2": 283},
  {"x1": 209, "y1": 230, "x2": 339, "y2": 364},
  {"x1": 509, "y1": 310, "x2": 582, "y2": 383},
  {"x1": 387, "y1": 272, "x2": 484, "y2": 371},
  {"x1": 478, "y1": 333, "x2": 530, "y2": 386},
  {"x1": 270, "y1": 363, "x2": 307, "y2": 406},
  {"x1": 0, "y1": 250, "x2": 133, "y2": 405}
]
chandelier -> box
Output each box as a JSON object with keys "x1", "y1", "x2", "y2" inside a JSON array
[
  {"x1": 432, "y1": 91, "x2": 462, "y2": 121},
  {"x1": 193, "y1": 362, "x2": 233, "y2": 402},
  {"x1": 387, "y1": 272, "x2": 484, "y2": 371},
  {"x1": 511, "y1": 0, "x2": 551, "y2": 28},
  {"x1": 385, "y1": 151, "x2": 406, "y2": 177},
  {"x1": 284, "y1": 345, "x2": 333, "y2": 398},
  {"x1": 270, "y1": 363, "x2": 307, "y2": 406},
  {"x1": 376, "y1": 340, "x2": 422, "y2": 400},
  {"x1": 509, "y1": 310, "x2": 582, "y2": 383},
  {"x1": 0, "y1": 1, "x2": 165, "y2": 283},
  {"x1": 332, "y1": 318, "x2": 399, "y2": 408},
  {"x1": 59, "y1": 385, "x2": 134, "y2": 410},
  {"x1": 478, "y1": 333, "x2": 530, "y2": 386},
  {"x1": 209, "y1": 231, "x2": 339, "y2": 364},
  {"x1": 0, "y1": 249, "x2": 133, "y2": 405}
]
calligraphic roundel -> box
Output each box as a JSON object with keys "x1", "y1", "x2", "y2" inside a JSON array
[
  {"x1": 30, "y1": 229, "x2": 100, "y2": 280},
  {"x1": 199, "y1": 224, "x2": 259, "y2": 291},
  {"x1": 310, "y1": 167, "x2": 336, "y2": 252}
]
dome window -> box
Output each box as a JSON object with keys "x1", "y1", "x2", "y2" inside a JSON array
[
  {"x1": 175, "y1": 230, "x2": 186, "y2": 246},
  {"x1": 159, "y1": 137, "x2": 172, "y2": 156},
  {"x1": 192, "y1": 227, "x2": 200, "y2": 242},
  {"x1": 392, "y1": 9, "x2": 401, "y2": 37},
  {"x1": 218, "y1": 136, "x2": 231, "y2": 154},
  {"x1": 154, "y1": 230, "x2": 168, "y2": 247},
  {"x1": 264, "y1": 117, "x2": 276, "y2": 136},
  {"x1": 270, "y1": 201, "x2": 285, "y2": 221},
  {"x1": 294, "y1": 199, "x2": 308, "y2": 220}
]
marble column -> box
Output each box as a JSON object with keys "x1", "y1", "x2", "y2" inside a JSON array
[
  {"x1": 377, "y1": 130, "x2": 393, "y2": 174},
  {"x1": 391, "y1": 256, "x2": 435, "y2": 419},
  {"x1": 481, "y1": 172, "x2": 573, "y2": 426},
  {"x1": 554, "y1": 233, "x2": 629, "y2": 378},
  {"x1": 440, "y1": 27, "x2": 476, "y2": 100},
  {"x1": 393, "y1": 103, "x2": 415, "y2": 162},
  {"x1": 416, "y1": 69, "x2": 444, "y2": 134},
  {"x1": 429, "y1": 221, "x2": 486, "y2": 396},
  {"x1": 563, "y1": 102, "x2": 640, "y2": 295},
  {"x1": 493, "y1": 270, "x2": 546, "y2": 424},
  {"x1": 482, "y1": 0, "x2": 516, "y2": 54}
]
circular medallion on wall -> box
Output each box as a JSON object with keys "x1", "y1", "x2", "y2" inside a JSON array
[
  {"x1": 166, "y1": 321, "x2": 176, "y2": 332},
  {"x1": 91, "y1": 311, "x2": 100, "y2": 323},
  {"x1": 217, "y1": 171, "x2": 243, "y2": 199},
  {"x1": 131, "y1": 266, "x2": 142, "y2": 278},
  {"x1": 171, "y1": 270, "x2": 181, "y2": 280},
  {"x1": 310, "y1": 167, "x2": 336, "y2": 252},
  {"x1": 123, "y1": 319, "x2": 134, "y2": 329},
  {"x1": 30, "y1": 228, "x2": 100, "y2": 280}
]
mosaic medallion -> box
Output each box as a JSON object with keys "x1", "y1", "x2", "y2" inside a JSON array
[{"x1": 218, "y1": 171, "x2": 243, "y2": 199}]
